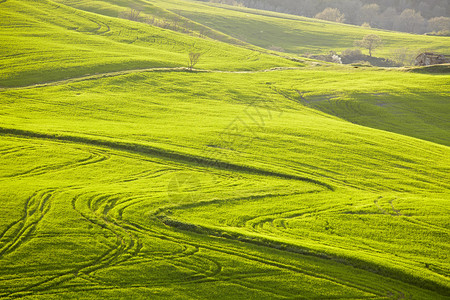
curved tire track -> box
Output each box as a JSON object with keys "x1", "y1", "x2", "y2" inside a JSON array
[
  {"x1": 0, "y1": 148, "x2": 109, "y2": 180},
  {"x1": 0, "y1": 189, "x2": 55, "y2": 259},
  {"x1": 0, "y1": 127, "x2": 333, "y2": 191}
]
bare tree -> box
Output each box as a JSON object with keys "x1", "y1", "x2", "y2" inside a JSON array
[
  {"x1": 389, "y1": 48, "x2": 417, "y2": 66},
  {"x1": 188, "y1": 52, "x2": 202, "y2": 70},
  {"x1": 119, "y1": 8, "x2": 141, "y2": 22},
  {"x1": 354, "y1": 34, "x2": 382, "y2": 57},
  {"x1": 314, "y1": 8, "x2": 345, "y2": 23}
]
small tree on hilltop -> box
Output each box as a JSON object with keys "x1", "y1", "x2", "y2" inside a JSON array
[
  {"x1": 354, "y1": 34, "x2": 382, "y2": 57},
  {"x1": 314, "y1": 8, "x2": 345, "y2": 23},
  {"x1": 119, "y1": 8, "x2": 141, "y2": 21},
  {"x1": 188, "y1": 52, "x2": 202, "y2": 70}
]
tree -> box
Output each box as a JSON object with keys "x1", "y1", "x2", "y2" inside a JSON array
[
  {"x1": 359, "y1": 4, "x2": 380, "y2": 26},
  {"x1": 396, "y1": 9, "x2": 425, "y2": 33},
  {"x1": 188, "y1": 52, "x2": 202, "y2": 70},
  {"x1": 378, "y1": 7, "x2": 397, "y2": 30},
  {"x1": 354, "y1": 34, "x2": 382, "y2": 57},
  {"x1": 314, "y1": 8, "x2": 345, "y2": 23},
  {"x1": 389, "y1": 48, "x2": 416, "y2": 66},
  {"x1": 119, "y1": 8, "x2": 141, "y2": 21},
  {"x1": 342, "y1": 48, "x2": 363, "y2": 58},
  {"x1": 428, "y1": 16, "x2": 450, "y2": 33},
  {"x1": 338, "y1": 0, "x2": 363, "y2": 24}
]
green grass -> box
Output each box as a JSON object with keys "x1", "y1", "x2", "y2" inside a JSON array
[
  {"x1": 147, "y1": 0, "x2": 450, "y2": 57},
  {"x1": 53, "y1": 0, "x2": 450, "y2": 58},
  {"x1": 0, "y1": 0, "x2": 449, "y2": 299},
  {"x1": 0, "y1": 0, "x2": 299, "y2": 88}
]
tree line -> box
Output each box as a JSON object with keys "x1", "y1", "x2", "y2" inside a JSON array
[{"x1": 206, "y1": 0, "x2": 450, "y2": 35}]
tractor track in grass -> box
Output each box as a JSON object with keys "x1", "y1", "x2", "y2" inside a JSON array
[
  {"x1": 108, "y1": 200, "x2": 376, "y2": 297},
  {"x1": 153, "y1": 189, "x2": 323, "y2": 220},
  {"x1": 1, "y1": 187, "x2": 411, "y2": 299},
  {"x1": 0, "y1": 127, "x2": 333, "y2": 191},
  {"x1": 117, "y1": 168, "x2": 180, "y2": 184},
  {"x1": 1, "y1": 143, "x2": 447, "y2": 299},
  {"x1": 0, "y1": 130, "x2": 446, "y2": 296},
  {"x1": 389, "y1": 198, "x2": 402, "y2": 216},
  {"x1": 0, "y1": 146, "x2": 35, "y2": 156},
  {"x1": 68, "y1": 193, "x2": 214, "y2": 287},
  {"x1": 50, "y1": 192, "x2": 232, "y2": 293},
  {"x1": 243, "y1": 205, "x2": 345, "y2": 232},
  {"x1": 0, "y1": 189, "x2": 55, "y2": 259},
  {"x1": 0, "y1": 137, "x2": 154, "y2": 297},
  {"x1": 374, "y1": 197, "x2": 449, "y2": 233},
  {"x1": 2, "y1": 193, "x2": 146, "y2": 297},
  {"x1": 1, "y1": 133, "x2": 444, "y2": 297},
  {"x1": 239, "y1": 203, "x2": 448, "y2": 284},
  {"x1": 86, "y1": 194, "x2": 181, "y2": 254},
  {"x1": 13, "y1": 271, "x2": 294, "y2": 300},
  {"x1": 156, "y1": 214, "x2": 450, "y2": 297},
  {"x1": 55, "y1": 1, "x2": 111, "y2": 36},
  {"x1": 402, "y1": 217, "x2": 450, "y2": 235},
  {"x1": 119, "y1": 220, "x2": 379, "y2": 298},
  {"x1": 374, "y1": 197, "x2": 390, "y2": 215},
  {"x1": 0, "y1": 148, "x2": 109, "y2": 180},
  {"x1": 85, "y1": 16, "x2": 110, "y2": 36},
  {"x1": 141, "y1": 216, "x2": 385, "y2": 297},
  {"x1": 153, "y1": 227, "x2": 391, "y2": 298}
]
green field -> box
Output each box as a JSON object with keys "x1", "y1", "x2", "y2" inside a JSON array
[
  {"x1": 149, "y1": 0, "x2": 450, "y2": 56},
  {"x1": 0, "y1": 0, "x2": 449, "y2": 299}
]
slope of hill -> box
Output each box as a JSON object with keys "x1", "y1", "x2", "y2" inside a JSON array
[
  {"x1": 0, "y1": 0, "x2": 299, "y2": 88},
  {"x1": 149, "y1": 0, "x2": 450, "y2": 56},
  {"x1": 269, "y1": 66, "x2": 450, "y2": 146},
  {"x1": 42, "y1": 0, "x2": 450, "y2": 146},
  {"x1": 205, "y1": 0, "x2": 449, "y2": 33},
  {"x1": 52, "y1": 0, "x2": 450, "y2": 58},
  {"x1": 0, "y1": 0, "x2": 449, "y2": 299}
]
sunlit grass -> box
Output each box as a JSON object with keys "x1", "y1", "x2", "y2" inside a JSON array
[{"x1": 0, "y1": 0, "x2": 449, "y2": 298}]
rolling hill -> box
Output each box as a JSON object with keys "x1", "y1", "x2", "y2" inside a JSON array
[
  {"x1": 0, "y1": 0, "x2": 449, "y2": 299},
  {"x1": 149, "y1": 0, "x2": 450, "y2": 56}
]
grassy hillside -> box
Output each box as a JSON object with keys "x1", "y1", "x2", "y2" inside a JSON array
[
  {"x1": 0, "y1": 0, "x2": 449, "y2": 299},
  {"x1": 149, "y1": 0, "x2": 450, "y2": 57},
  {"x1": 52, "y1": 0, "x2": 450, "y2": 58},
  {"x1": 0, "y1": 0, "x2": 299, "y2": 88},
  {"x1": 269, "y1": 66, "x2": 450, "y2": 146}
]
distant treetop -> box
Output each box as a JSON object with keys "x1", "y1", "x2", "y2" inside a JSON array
[{"x1": 205, "y1": 0, "x2": 449, "y2": 34}]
